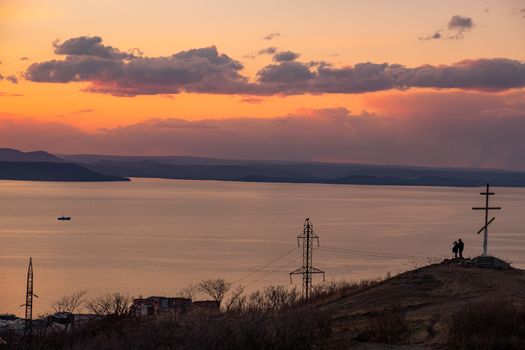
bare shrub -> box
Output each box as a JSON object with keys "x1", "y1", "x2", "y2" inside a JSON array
[
  {"x1": 224, "y1": 285, "x2": 246, "y2": 312},
  {"x1": 446, "y1": 300, "x2": 525, "y2": 350},
  {"x1": 52, "y1": 290, "x2": 87, "y2": 314},
  {"x1": 178, "y1": 283, "x2": 199, "y2": 299},
  {"x1": 16, "y1": 301, "x2": 331, "y2": 350},
  {"x1": 86, "y1": 292, "x2": 132, "y2": 317},
  {"x1": 244, "y1": 285, "x2": 299, "y2": 313},
  {"x1": 310, "y1": 277, "x2": 384, "y2": 302},
  {"x1": 311, "y1": 280, "x2": 349, "y2": 298}
]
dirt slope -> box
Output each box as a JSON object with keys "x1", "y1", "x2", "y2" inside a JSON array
[{"x1": 314, "y1": 263, "x2": 525, "y2": 348}]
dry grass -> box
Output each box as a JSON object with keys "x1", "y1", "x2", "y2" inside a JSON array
[
  {"x1": 3, "y1": 308, "x2": 331, "y2": 350},
  {"x1": 446, "y1": 301, "x2": 525, "y2": 350},
  {"x1": 4, "y1": 263, "x2": 525, "y2": 349},
  {"x1": 366, "y1": 308, "x2": 409, "y2": 344}
]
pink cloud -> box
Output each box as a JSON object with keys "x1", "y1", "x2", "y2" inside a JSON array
[
  {"x1": 24, "y1": 36, "x2": 525, "y2": 96},
  {"x1": 1, "y1": 90, "x2": 525, "y2": 170}
]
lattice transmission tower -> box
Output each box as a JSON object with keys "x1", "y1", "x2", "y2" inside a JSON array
[
  {"x1": 22, "y1": 257, "x2": 37, "y2": 337},
  {"x1": 290, "y1": 218, "x2": 325, "y2": 300}
]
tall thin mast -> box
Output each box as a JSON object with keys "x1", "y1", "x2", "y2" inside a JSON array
[{"x1": 24, "y1": 257, "x2": 34, "y2": 336}]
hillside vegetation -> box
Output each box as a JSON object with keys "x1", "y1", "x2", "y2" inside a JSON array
[{"x1": 2, "y1": 262, "x2": 524, "y2": 349}]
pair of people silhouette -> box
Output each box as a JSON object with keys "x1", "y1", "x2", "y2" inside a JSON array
[{"x1": 452, "y1": 239, "x2": 464, "y2": 258}]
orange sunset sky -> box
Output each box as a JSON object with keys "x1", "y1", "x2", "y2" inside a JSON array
[{"x1": 1, "y1": 0, "x2": 525, "y2": 169}]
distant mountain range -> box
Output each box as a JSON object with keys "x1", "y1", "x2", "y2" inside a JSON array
[
  {"x1": 0, "y1": 149, "x2": 129, "y2": 182},
  {"x1": 0, "y1": 148, "x2": 64, "y2": 163},
  {"x1": 2, "y1": 148, "x2": 524, "y2": 186},
  {"x1": 61, "y1": 153, "x2": 525, "y2": 188}
]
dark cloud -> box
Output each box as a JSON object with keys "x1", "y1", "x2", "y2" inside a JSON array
[
  {"x1": 418, "y1": 31, "x2": 442, "y2": 41},
  {"x1": 20, "y1": 57, "x2": 30, "y2": 61},
  {"x1": 0, "y1": 74, "x2": 3, "y2": 80},
  {"x1": 257, "y1": 47, "x2": 277, "y2": 55},
  {"x1": 255, "y1": 58, "x2": 525, "y2": 94},
  {"x1": 2, "y1": 91, "x2": 525, "y2": 169},
  {"x1": 259, "y1": 48, "x2": 300, "y2": 62},
  {"x1": 391, "y1": 59, "x2": 525, "y2": 91},
  {"x1": 53, "y1": 36, "x2": 133, "y2": 60},
  {"x1": 448, "y1": 15, "x2": 474, "y2": 39},
  {"x1": 273, "y1": 51, "x2": 300, "y2": 62},
  {"x1": 521, "y1": 9, "x2": 525, "y2": 18},
  {"x1": 25, "y1": 36, "x2": 525, "y2": 96},
  {"x1": 6, "y1": 75, "x2": 18, "y2": 84},
  {"x1": 311, "y1": 62, "x2": 393, "y2": 93},
  {"x1": 420, "y1": 15, "x2": 474, "y2": 40},
  {"x1": 25, "y1": 57, "x2": 120, "y2": 83},
  {"x1": 306, "y1": 61, "x2": 329, "y2": 68},
  {"x1": 257, "y1": 61, "x2": 315, "y2": 87},
  {"x1": 26, "y1": 43, "x2": 249, "y2": 96},
  {"x1": 448, "y1": 15, "x2": 473, "y2": 30},
  {"x1": 262, "y1": 32, "x2": 280, "y2": 40}
]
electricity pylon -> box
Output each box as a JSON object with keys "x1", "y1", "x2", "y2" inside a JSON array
[
  {"x1": 21, "y1": 257, "x2": 38, "y2": 337},
  {"x1": 290, "y1": 218, "x2": 325, "y2": 300}
]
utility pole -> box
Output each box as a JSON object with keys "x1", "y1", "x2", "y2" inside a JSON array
[
  {"x1": 22, "y1": 257, "x2": 37, "y2": 337},
  {"x1": 472, "y1": 183, "x2": 501, "y2": 256},
  {"x1": 290, "y1": 218, "x2": 325, "y2": 300}
]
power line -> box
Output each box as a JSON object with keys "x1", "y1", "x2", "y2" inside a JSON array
[
  {"x1": 244, "y1": 256, "x2": 301, "y2": 288},
  {"x1": 231, "y1": 246, "x2": 298, "y2": 285},
  {"x1": 240, "y1": 242, "x2": 431, "y2": 290},
  {"x1": 319, "y1": 245, "x2": 433, "y2": 260},
  {"x1": 320, "y1": 246, "x2": 426, "y2": 259},
  {"x1": 321, "y1": 245, "x2": 428, "y2": 258}
]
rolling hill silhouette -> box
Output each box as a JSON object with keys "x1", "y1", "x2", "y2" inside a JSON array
[
  {"x1": 0, "y1": 148, "x2": 129, "y2": 182},
  {"x1": 62, "y1": 154, "x2": 525, "y2": 187}
]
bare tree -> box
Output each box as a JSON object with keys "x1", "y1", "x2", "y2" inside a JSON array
[
  {"x1": 86, "y1": 292, "x2": 132, "y2": 317},
  {"x1": 246, "y1": 286, "x2": 299, "y2": 312},
  {"x1": 179, "y1": 283, "x2": 199, "y2": 299},
  {"x1": 199, "y1": 278, "x2": 231, "y2": 309},
  {"x1": 225, "y1": 285, "x2": 246, "y2": 312},
  {"x1": 51, "y1": 290, "x2": 87, "y2": 314}
]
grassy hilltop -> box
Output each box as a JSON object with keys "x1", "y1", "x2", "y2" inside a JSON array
[{"x1": 2, "y1": 261, "x2": 525, "y2": 349}]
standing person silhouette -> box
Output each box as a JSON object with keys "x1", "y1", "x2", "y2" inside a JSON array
[
  {"x1": 452, "y1": 241, "x2": 458, "y2": 258},
  {"x1": 457, "y1": 238, "x2": 464, "y2": 258}
]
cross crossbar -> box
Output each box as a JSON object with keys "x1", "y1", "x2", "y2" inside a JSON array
[{"x1": 477, "y1": 217, "x2": 495, "y2": 234}]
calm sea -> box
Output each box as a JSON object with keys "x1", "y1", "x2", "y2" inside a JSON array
[{"x1": 1, "y1": 178, "x2": 524, "y2": 316}]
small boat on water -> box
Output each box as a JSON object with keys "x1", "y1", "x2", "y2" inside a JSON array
[{"x1": 57, "y1": 216, "x2": 72, "y2": 221}]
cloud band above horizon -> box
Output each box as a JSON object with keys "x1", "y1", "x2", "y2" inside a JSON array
[
  {"x1": 23, "y1": 36, "x2": 525, "y2": 96},
  {"x1": 2, "y1": 90, "x2": 524, "y2": 170}
]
